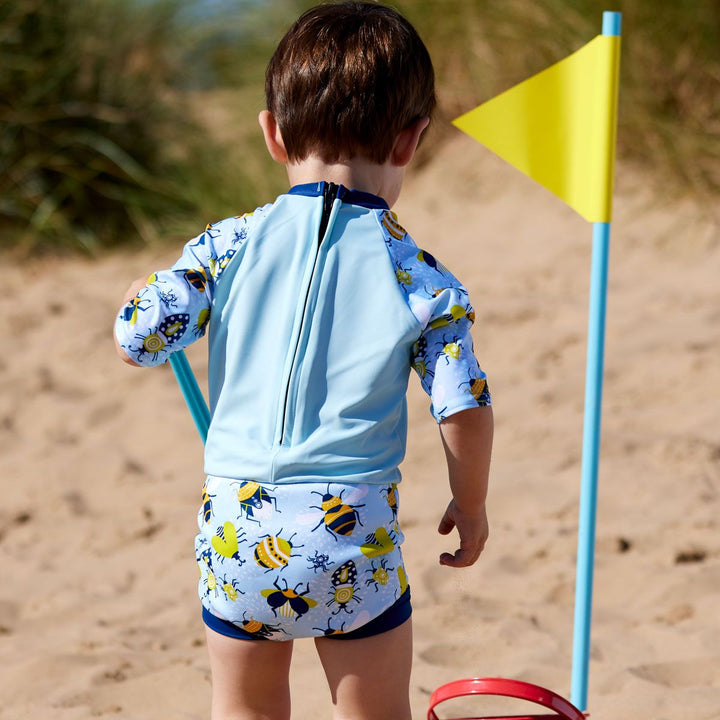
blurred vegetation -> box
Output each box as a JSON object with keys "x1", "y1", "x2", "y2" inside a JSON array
[
  {"x1": 1, "y1": 0, "x2": 717, "y2": 253},
  {"x1": 398, "y1": 0, "x2": 720, "y2": 208},
  {"x1": 0, "y1": 0, "x2": 284, "y2": 253}
]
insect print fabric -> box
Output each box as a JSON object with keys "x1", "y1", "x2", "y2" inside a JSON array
[
  {"x1": 378, "y1": 211, "x2": 491, "y2": 421},
  {"x1": 115, "y1": 211, "x2": 261, "y2": 367},
  {"x1": 195, "y1": 477, "x2": 408, "y2": 640}
]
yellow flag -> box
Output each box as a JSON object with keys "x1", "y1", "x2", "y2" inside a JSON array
[{"x1": 453, "y1": 35, "x2": 621, "y2": 222}]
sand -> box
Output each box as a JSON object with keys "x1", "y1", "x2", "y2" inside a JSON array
[{"x1": 1, "y1": 136, "x2": 718, "y2": 719}]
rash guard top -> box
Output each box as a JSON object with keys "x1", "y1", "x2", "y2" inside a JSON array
[{"x1": 115, "y1": 182, "x2": 490, "y2": 485}]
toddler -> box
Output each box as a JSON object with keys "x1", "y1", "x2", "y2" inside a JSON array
[{"x1": 115, "y1": 3, "x2": 493, "y2": 719}]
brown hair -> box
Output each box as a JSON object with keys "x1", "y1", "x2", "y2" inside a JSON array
[{"x1": 265, "y1": 1, "x2": 436, "y2": 164}]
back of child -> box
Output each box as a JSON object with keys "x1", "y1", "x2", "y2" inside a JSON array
[{"x1": 114, "y1": 3, "x2": 493, "y2": 719}]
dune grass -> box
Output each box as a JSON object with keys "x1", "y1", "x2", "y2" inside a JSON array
[{"x1": 1, "y1": 0, "x2": 717, "y2": 253}]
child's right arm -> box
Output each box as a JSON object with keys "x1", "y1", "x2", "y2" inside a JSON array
[
  {"x1": 113, "y1": 214, "x2": 255, "y2": 367},
  {"x1": 437, "y1": 405, "x2": 493, "y2": 567}
]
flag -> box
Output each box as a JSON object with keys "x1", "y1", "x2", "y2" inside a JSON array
[{"x1": 453, "y1": 34, "x2": 621, "y2": 222}]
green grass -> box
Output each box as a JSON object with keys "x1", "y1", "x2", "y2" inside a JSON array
[
  {"x1": 396, "y1": 0, "x2": 720, "y2": 206},
  {"x1": 1, "y1": 0, "x2": 717, "y2": 253}
]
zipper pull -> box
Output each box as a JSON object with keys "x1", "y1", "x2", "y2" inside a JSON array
[{"x1": 318, "y1": 182, "x2": 340, "y2": 245}]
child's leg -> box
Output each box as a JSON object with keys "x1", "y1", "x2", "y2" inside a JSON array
[
  {"x1": 205, "y1": 626, "x2": 294, "y2": 720},
  {"x1": 314, "y1": 618, "x2": 412, "y2": 720}
]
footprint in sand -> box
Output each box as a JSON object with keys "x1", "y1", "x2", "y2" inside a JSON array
[
  {"x1": 419, "y1": 643, "x2": 480, "y2": 668},
  {"x1": 630, "y1": 657, "x2": 720, "y2": 688},
  {"x1": 0, "y1": 599, "x2": 20, "y2": 635}
]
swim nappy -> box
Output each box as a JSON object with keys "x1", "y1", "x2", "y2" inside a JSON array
[{"x1": 196, "y1": 477, "x2": 409, "y2": 640}]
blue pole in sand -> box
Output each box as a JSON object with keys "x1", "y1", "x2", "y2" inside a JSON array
[
  {"x1": 570, "y1": 11, "x2": 621, "y2": 711},
  {"x1": 169, "y1": 351, "x2": 210, "y2": 443}
]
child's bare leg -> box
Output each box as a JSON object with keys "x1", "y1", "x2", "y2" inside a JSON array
[
  {"x1": 314, "y1": 618, "x2": 412, "y2": 720},
  {"x1": 205, "y1": 627, "x2": 293, "y2": 720}
]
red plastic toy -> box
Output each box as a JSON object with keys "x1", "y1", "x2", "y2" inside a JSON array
[{"x1": 427, "y1": 678, "x2": 587, "y2": 720}]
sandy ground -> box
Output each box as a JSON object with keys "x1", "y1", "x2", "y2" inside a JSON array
[{"x1": 1, "y1": 136, "x2": 719, "y2": 719}]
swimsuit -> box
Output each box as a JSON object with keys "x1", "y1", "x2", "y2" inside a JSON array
[
  {"x1": 196, "y1": 477, "x2": 409, "y2": 639},
  {"x1": 115, "y1": 182, "x2": 491, "y2": 639}
]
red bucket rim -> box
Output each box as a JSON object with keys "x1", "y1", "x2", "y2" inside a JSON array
[{"x1": 427, "y1": 678, "x2": 586, "y2": 720}]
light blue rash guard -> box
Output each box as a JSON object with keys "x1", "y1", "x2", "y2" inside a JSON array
[{"x1": 115, "y1": 182, "x2": 490, "y2": 486}]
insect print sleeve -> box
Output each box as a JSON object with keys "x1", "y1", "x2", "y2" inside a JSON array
[
  {"x1": 379, "y1": 213, "x2": 491, "y2": 422},
  {"x1": 393, "y1": 242, "x2": 491, "y2": 423},
  {"x1": 114, "y1": 214, "x2": 252, "y2": 367},
  {"x1": 412, "y1": 281, "x2": 491, "y2": 422}
]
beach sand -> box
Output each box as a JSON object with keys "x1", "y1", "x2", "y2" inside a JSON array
[{"x1": 1, "y1": 137, "x2": 718, "y2": 719}]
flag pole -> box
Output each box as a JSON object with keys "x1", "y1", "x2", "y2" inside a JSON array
[
  {"x1": 169, "y1": 350, "x2": 210, "y2": 443},
  {"x1": 570, "y1": 11, "x2": 621, "y2": 711}
]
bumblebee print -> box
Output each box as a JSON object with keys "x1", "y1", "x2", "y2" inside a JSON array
[
  {"x1": 201, "y1": 483, "x2": 215, "y2": 523},
  {"x1": 459, "y1": 371, "x2": 491, "y2": 406},
  {"x1": 262, "y1": 579, "x2": 317, "y2": 620},
  {"x1": 383, "y1": 484, "x2": 399, "y2": 523},
  {"x1": 428, "y1": 303, "x2": 469, "y2": 330},
  {"x1": 195, "y1": 477, "x2": 408, "y2": 640},
  {"x1": 311, "y1": 487, "x2": 364, "y2": 539},
  {"x1": 114, "y1": 193, "x2": 491, "y2": 643},
  {"x1": 184, "y1": 267, "x2": 208, "y2": 293}
]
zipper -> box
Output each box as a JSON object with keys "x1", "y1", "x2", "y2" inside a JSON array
[{"x1": 277, "y1": 182, "x2": 340, "y2": 445}]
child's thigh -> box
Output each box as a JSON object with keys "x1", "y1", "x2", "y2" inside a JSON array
[
  {"x1": 314, "y1": 618, "x2": 412, "y2": 720},
  {"x1": 205, "y1": 627, "x2": 293, "y2": 720}
]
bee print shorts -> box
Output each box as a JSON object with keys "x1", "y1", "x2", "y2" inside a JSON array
[{"x1": 195, "y1": 476, "x2": 410, "y2": 641}]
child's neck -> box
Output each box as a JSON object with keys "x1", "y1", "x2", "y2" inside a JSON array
[{"x1": 286, "y1": 155, "x2": 403, "y2": 207}]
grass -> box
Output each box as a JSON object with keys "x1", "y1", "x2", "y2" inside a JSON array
[
  {"x1": 395, "y1": 0, "x2": 720, "y2": 209},
  {"x1": 1, "y1": 0, "x2": 717, "y2": 253}
]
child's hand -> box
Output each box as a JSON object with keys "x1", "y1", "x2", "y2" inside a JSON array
[
  {"x1": 122, "y1": 276, "x2": 149, "y2": 305},
  {"x1": 115, "y1": 276, "x2": 149, "y2": 366},
  {"x1": 437, "y1": 499, "x2": 488, "y2": 567}
]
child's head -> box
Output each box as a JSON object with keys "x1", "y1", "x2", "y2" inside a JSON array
[{"x1": 264, "y1": 1, "x2": 436, "y2": 165}]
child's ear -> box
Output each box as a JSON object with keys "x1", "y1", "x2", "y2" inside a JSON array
[
  {"x1": 391, "y1": 116, "x2": 430, "y2": 167},
  {"x1": 258, "y1": 110, "x2": 289, "y2": 164}
]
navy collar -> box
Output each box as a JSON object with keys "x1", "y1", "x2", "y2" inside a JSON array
[{"x1": 288, "y1": 182, "x2": 389, "y2": 210}]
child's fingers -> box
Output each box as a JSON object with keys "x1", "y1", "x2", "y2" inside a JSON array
[
  {"x1": 437, "y1": 508, "x2": 455, "y2": 535},
  {"x1": 122, "y1": 276, "x2": 149, "y2": 304},
  {"x1": 439, "y1": 545, "x2": 478, "y2": 568}
]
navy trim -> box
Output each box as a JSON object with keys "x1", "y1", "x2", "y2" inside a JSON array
[
  {"x1": 326, "y1": 587, "x2": 411, "y2": 640},
  {"x1": 202, "y1": 587, "x2": 411, "y2": 642},
  {"x1": 288, "y1": 182, "x2": 389, "y2": 210}
]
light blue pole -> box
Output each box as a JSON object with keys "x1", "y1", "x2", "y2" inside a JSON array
[
  {"x1": 169, "y1": 350, "x2": 210, "y2": 443},
  {"x1": 570, "y1": 11, "x2": 621, "y2": 711}
]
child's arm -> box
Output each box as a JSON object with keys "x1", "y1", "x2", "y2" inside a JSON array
[
  {"x1": 114, "y1": 276, "x2": 150, "y2": 366},
  {"x1": 437, "y1": 405, "x2": 493, "y2": 567},
  {"x1": 113, "y1": 213, "x2": 256, "y2": 368}
]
